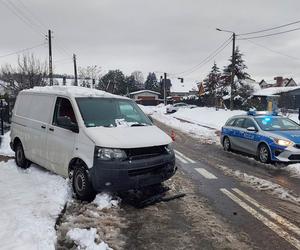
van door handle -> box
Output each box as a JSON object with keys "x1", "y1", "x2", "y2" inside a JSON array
[
  {"x1": 49, "y1": 127, "x2": 54, "y2": 132},
  {"x1": 41, "y1": 125, "x2": 46, "y2": 129}
]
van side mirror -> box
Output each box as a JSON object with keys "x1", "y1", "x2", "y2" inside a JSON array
[
  {"x1": 247, "y1": 126, "x2": 257, "y2": 132},
  {"x1": 57, "y1": 116, "x2": 79, "y2": 133}
]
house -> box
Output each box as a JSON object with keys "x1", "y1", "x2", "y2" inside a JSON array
[
  {"x1": 259, "y1": 76, "x2": 298, "y2": 89},
  {"x1": 251, "y1": 86, "x2": 300, "y2": 110},
  {"x1": 169, "y1": 79, "x2": 199, "y2": 101},
  {"x1": 129, "y1": 90, "x2": 162, "y2": 106}
]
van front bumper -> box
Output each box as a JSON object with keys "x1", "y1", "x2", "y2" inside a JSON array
[{"x1": 90, "y1": 153, "x2": 176, "y2": 192}]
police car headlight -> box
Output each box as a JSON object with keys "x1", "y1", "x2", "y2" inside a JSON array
[
  {"x1": 274, "y1": 138, "x2": 293, "y2": 147},
  {"x1": 95, "y1": 147, "x2": 127, "y2": 161}
]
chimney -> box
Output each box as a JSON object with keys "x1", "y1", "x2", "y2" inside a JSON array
[{"x1": 274, "y1": 76, "x2": 283, "y2": 87}]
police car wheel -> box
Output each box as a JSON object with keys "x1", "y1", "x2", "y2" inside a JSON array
[
  {"x1": 258, "y1": 144, "x2": 270, "y2": 163},
  {"x1": 223, "y1": 137, "x2": 231, "y2": 151}
]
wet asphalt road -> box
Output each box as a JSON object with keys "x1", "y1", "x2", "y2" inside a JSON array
[{"x1": 155, "y1": 119, "x2": 300, "y2": 250}]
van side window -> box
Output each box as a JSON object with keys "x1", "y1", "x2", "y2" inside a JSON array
[{"x1": 53, "y1": 97, "x2": 77, "y2": 126}]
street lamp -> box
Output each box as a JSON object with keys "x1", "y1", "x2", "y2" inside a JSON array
[{"x1": 216, "y1": 28, "x2": 236, "y2": 111}]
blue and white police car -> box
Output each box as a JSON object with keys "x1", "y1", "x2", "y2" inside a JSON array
[{"x1": 221, "y1": 111, "x2": 300, "y2": 164}]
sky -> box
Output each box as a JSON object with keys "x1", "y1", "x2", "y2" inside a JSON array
[{"x1": 1, "y1": 0, "x2": 300, "y2": 90}]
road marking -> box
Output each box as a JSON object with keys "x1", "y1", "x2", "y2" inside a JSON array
[
  {"x1": 174, "y1": 150, "x2": 196, "y2": 163},
  {"x1": 175, "y1": 154, "x2": 188, "y2": 164},
  {"x1": 195, "y1": 168, "x2": 218, "y2": 179},
  {"x1": 233, "y1": 188, "x2": 300, "y2": 238},
  {"x1": 220, "y1": 188, "x2": 300, "y2": 250}
]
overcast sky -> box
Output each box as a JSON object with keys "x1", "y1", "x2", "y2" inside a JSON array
[{"x1": 1, "y1": 0, "x2": 300, "y2": 89}]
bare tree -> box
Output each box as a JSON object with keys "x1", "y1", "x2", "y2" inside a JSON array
[
  {"x1": 78, "y1": 65, "x2": 101, "y2": 88},
  {"x1": 131, "y1": 71, "x2": 144, "y2": 89},
  {"x1": 0, "y1": 53, "x2": 48, "y2": 96}
]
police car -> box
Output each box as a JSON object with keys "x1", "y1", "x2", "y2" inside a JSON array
[{"x1": 221, "y1": 111, "x2": 300, "y2": 164}]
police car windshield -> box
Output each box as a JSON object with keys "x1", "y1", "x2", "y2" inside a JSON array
[{"x1": 255, "y1": 117, "x2": 300, "y2": 131}]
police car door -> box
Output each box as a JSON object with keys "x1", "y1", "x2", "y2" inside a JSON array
[
  {"x1": 240, "y1": 118, "x2": 259, "y2": 154},
  {"x1": 231, "y1": 118, "x2": 246, "y2": 150}
]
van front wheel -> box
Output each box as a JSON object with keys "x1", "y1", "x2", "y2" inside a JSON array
[
  {"x1": 72, "y1": 165, "x2": 96, "y2": 202},
  {"x1": 15, "y1": 142, "x2": 31, "y2": 169}
]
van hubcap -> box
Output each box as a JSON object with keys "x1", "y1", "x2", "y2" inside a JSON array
[
  {"x1": 260, "y1": 147, "x2": 269, "y2": 162},
  {"x1": 75, "y1": 172, "x2": 86, "y2": 193}
]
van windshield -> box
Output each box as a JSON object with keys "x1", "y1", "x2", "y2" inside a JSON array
[{"x1": 76, "y1": 97, "x2": 152, "y2": 128}]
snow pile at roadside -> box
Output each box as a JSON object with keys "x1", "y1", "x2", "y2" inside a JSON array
[
  {"x1": 140, "y1": 104, "x2": 218, "y2": 142},
  {"x1": 286, "y1": 164, "x2": 300, "y2": 178},
  {"x1": 0, "y1": 160, "x2": 70, "y2": 250},
  {"x1": 217, "y1": 164, "x2": 300, "y2": 204},
  {"x1": 0, "y1": 131, "x2": 14, "y2": 156},
  {"x1": 172, "y1": 107, "x2": 245, "y2": 130},
  {"x1": 67, "y1": 228, "x2": 112, "y2": 250},
  {"x1": 93, "y1": 193, "x2": 120, "y2": 210}
]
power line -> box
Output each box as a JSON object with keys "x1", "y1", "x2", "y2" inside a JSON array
[
  {"x1": 173, "y1": 36, "x2": 232, "y2": 77},
  {"x1": 238, "y1": 27, "x2": 300, "y2": 40},
  {"x1": 238, "y1": 20, "x2": 300, "y2": 36},
  {"x1": 243, "y1": 39, "x2": 300, "y2": 61},
  {"x1": 1, "y1": 0, "x2": 45, "y2": 37},
  {"x1": 0, "y1": 43, "x2": 46, "y2": 59}
]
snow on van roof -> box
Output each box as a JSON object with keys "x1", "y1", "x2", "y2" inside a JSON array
[{"x1": 22, "y1": 86, "x2": 128, "y2": 99}]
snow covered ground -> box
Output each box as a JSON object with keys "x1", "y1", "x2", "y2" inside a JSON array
[
  {"x1": 140, "y1": 105, "x2": 219, "y2": 143},
  {"x1": 0, "y1": 160, "x2": 70, "y2": 250},
  {"x1": 0, "y1": 132, "x2": 118, "y2": 249}
]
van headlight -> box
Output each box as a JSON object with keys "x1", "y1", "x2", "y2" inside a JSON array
[
  {"x1": 273, "y1": 138, "x2": 294, "y2": 147},
  {"x1": 165, "y1": 143, "x2": 174, "y2": 154},
  {"x1": 95, "y1": 147, "x2": 127, "y2": 161}
]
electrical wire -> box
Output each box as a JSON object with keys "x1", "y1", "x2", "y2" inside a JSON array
[
  {"x1": 1, "y1": 0, "x2": 45, "y2": 37},
  {"x1": 172, "y1": 36, "x2": 232, "y2": 77},
  {"x1": 0, "y1": 43, "x2": 46, "y2": 59},
  {"x1": 238, "y1": 20, "x2": 300, "y2": 36},
  {"x1": 242, "y1": 39, "x2": 300, "y2": 61},
  {"x1": 238, "y1": 27, "x2": 300, "y2": 40}
]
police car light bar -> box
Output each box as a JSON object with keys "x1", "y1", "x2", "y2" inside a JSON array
[{"x1": 247, "y1": 110, "x2": 279, "y2": 116}]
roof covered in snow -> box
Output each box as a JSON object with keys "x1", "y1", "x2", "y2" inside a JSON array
[
  {"x1": 253, "y1": 86, "x2": 300, "y2": 96},
  {"x1": 22, "y1": 86, "x2": 128, "y2": 99},
  {"x1": 129, "y1": 90, "x2": 160, "y2": 95},
  {"x1": 170, "y1": 78, "x2": 199, "y2": 93}
]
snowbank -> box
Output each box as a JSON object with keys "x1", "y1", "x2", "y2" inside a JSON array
[
  {"x1": 0, "y1": 160, "x2": 70, "y2": 249},
  {"x1": 67, "y1": 228, "x2": 112, "y2": 250},
  {"x1": 0, "y1": 131, "x2": 14, "y2": 157},
  {"x1": 93, "y1": 193, "x2": 120, "y2": 210},
  {"x1": 140, "y1": 104, "x2": 217, "y2": 143},
  {"x1": 173, "y1": 107, "x2": 245, "y2": 130}
]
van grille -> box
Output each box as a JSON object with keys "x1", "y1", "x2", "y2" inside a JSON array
[
  {"x1": 288, "y1": 154, "x2": 300, "y2": 160},
  {"x1": 125, "y1": 145, "x2": 167, "y2": 160}
]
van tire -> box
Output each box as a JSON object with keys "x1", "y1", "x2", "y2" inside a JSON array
[
  {"x1": 15, "y1": 142, "x2": 31, "y2": 169},
  {"x1": 72, "y1": 165, "x2": 96, "y2": 202}
]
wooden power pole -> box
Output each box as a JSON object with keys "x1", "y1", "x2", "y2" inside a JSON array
[
  {"x1": 48, "y1": 29, "x2": 53, "y2": 86},
  {"x1": 73, "y1": 54, "x2": 78, "y2": 86}
]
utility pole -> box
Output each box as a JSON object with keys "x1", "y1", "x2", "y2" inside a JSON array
[
  {"x1": 164, "y1": 72, "x2": 167, "y2": 105},
  {"x1": 216, "y1": 28, "x2": 236, "y2": 110},
  {"x1": 230, "y1": 33, "x2": 236, "y2": 111},
  {"x1": 48, "y1": 29, "x2": 53, "y2": 86},
  {"x1": 73, "y1": 54, "x2": 78, "y2": 86}
]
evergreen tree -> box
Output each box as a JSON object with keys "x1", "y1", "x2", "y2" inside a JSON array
[
  {"x1": 223, "y1": 46, "x2": 253, "y2": 106},
  {"x1": 100, "y1": 69, "x2": 126, "y2": 95},
  {"x1": 144, "y1": 72, "x2": 159, "y2": 92},
  {"x1": 204, "y1": 62, "x2": 221, "y2": 96}
]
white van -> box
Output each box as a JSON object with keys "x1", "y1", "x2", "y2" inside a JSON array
[{"x1": 10, "y1": 86, "x2": 176, "y2": 201}]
